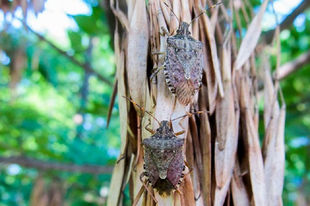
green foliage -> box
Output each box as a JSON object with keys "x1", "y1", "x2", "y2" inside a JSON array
[
  {"x1": 0, "y1": 3, "x2": 119, "y2": 205},
  {"x1": 72, "y1": 7, "x2": 108, "y2": 36},
  {"x1": 278, "y1": 12, "x2": 310, "y2": 206}
]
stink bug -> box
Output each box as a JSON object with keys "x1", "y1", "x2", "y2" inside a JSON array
[
  {"x1": 123, "y1": 97, "x2": 193, "y2": 205},
  {"x1": 152, "y1": 2, "x2": 221, "y2": 105},
  {"x1": 142, "y1": 120, "x2": 187, "y2": 196}
]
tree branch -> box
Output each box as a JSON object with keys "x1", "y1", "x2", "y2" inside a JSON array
[
  {"x1": 263, "y1": 0, "x2": 310, "y2": 44},
  {"x1": 0, "y1": 156, "x2": 114, "y2": 174},
  {"x1": 24, "y1": 23, "x2": 113, "y2": 86},
  {"x1": 275, "y1": 50, "x2": 310, "y2": 80}
]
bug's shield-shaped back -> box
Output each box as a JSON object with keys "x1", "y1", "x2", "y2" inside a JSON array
[
  {"x1": 143, "y1": 136, "x2": 184, "y2": 179},
  {"x1": 151, "y1": 149, "x2": 176, "y2": 179},
  {"x1": 142, "y1": 130, "x2": 185, "y2": 195},
  {"x1": 164, "y1": 36, "x2": 204, "y2": 105}
]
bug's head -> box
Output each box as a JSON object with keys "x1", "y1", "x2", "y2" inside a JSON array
[
  {"x1": 176, "y1": 22, "x2": 191, "y2": 36},
  {"x1": 157, "y1": 120, "x2": 173, "y2": 134}
]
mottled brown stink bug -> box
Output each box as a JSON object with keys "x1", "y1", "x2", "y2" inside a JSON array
[
  {"x1": 141, "y1": 120, "x2": 186, "y2": 195},
  {"x1": 123, "y1": 97, "x2": 194, "y2": 205},
  {"x1": 152, "y1": 2, "x2": 221, "y2": 105}
]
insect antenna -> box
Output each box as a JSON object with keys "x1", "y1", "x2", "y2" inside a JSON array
[
  {"x1": 122, "y1": 96, "x2": 161, "y2": 125},
  {"x1": 189, "y1": 2, "x2": 222, "y2": 26},
  {"x1": 171, "y1": 111, "x2": 208, "y2": 122},
  {"x1": 163, "y1": 1, "x2": 180, "y2": 24}
]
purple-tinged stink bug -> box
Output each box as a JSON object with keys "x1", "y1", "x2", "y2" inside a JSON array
[
  {"x1": 123, "y1": 96, "x2": 193, "y2": 205},
  {"x1": 152, "y1": 2, "x2": 221, "y2": 105}
]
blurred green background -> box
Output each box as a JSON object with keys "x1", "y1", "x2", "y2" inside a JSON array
[{"x1": 0, "y1": 0, "x2": 309, "y2": 205}]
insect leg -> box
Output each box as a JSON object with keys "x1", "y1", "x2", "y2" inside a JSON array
[
  {"x1": 145, "y1": 118, "x2": 156, "y2": 134},
  {"x1": 116, "y1": 154, "x2": 125, "y2": 164},
  {"x1": 133, "y1": 115, "x2": 142, "y2": 171},
  {"x1": 160, "y1": 26, "x2": 169, "y2": 37},
  {"x1": 132, "y1": 184, "x2": 146, "y2": 206},
  {"x1": 150, "y1": 65, "x2": 164, "y2": 80},
  {"x1": 194, "y1": 193, "x2": 202, "y2": 201},
  {"x1": 184, "y1": 160, "x2": 193, "y2": 173},
  {"x1": 150, "y1": 25, "x2": 166, "y2": 80},
  {"x1": 174, "y1": 130, "x2": 185, "y2": 136},
  {"x1": 151, "y1": 51, "x2": 166, "y2": 56},
  {"x1": 174, "y1": 112, "x2": 190, "y2": 136},
  {"x1": 173, "y1": 111, "x2": 205, "y2": 136},
  {"x1": 139, "y1": 173, "x2": 158, "y2": 204},
  {"x1": 175, "y1": 188, "x2": 183, "y2": 195}
]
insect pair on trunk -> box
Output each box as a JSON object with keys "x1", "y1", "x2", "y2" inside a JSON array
[
  {"x1": 127, "y1": 2, "x2": 220, "y2": 204},
  {"x1": 152, "y1": 2, "x2": 221, "y2": 105}
]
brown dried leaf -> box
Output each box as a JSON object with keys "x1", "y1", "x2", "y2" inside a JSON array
[
  {"x1": 216, "y1": 40, "x2": 232, "y2": 150},
  {"x1": 169, "y1": 0, "x2": 180, "y2": 32},
  {"x1": 201, "y1": 13, "x2": 224, "y2": 97},
  {"x1": 262, "y1": 26, "x2": 284, "y2": 205},
  {"x1": 264, "y1": 102, "x2": 286, "y2": 206},
  {"x1": 245, "y1": 108, "x2": 267, "y2": 205},
  {"x1": 149, "y1": 2, "x2": 160, "y2": 56},
  {"x1": 262, "y1": 60, "x2": 280, "y2": 157},
  {"x1": 198, "y1": 86, "x2": 212, "y2": 206},
  {"x1": 126, "y1": 0, "x2": 149, "y2": 116},
  {"x1": 186, "y1": 123, "x2": 195, "y2": 172},
  {"x1": 215, "y1": 88, "x2": 236, "y2": 188},
  {"x1": 215, "y1": 44, "x2": 237, "y2": 191},
  {"x1": 159, "y1": 1, "x2": 170, "y2": 24},
  {"x1": 231, "y1": 159, "x2": 250, "y2": 206},
  {"x1": 178, "y1": 173, "x2": 195, "y2": 206},
  {"x1": 200, "y1": 30, "x2": 217, "y2": 113},
  {"x1": 110, "y1": 0, "x2": 130, "y2": 32},
  {"x1": 213, "y1": 166, "x2": 233, "y2": 206},
  {"x1": 132, "y1": 155, "x2": 145, "y2": 206},
  {"x1": 107, "y1": 24, "x2": 128, "y2": 206},
  {"x1": 192, "y1": 162, "x2": 203, "y2": 206},
  {"x1": 240, "y1": 74, "x2": 267, "y2": 205},
  {"x1": 180, "y1": 0, "x2": 191, "y2": 23},
  {"x1": 249, "y1": 54, "x2": 259, "y2": 131},
  {"x1": 210, "y1": 4, "x2": 220, "y2": 35},
  {"x1": 189, "y1": 115, "x2": 203, "y2": 174},
  {"x1": 107, "y1": 158, "x2": 126, "y2": 206},
  {"x1": 115, "y1": 28, "x2": 128, "y2": 153},
  {"x1": 127, "y1": 0, "x2": 136, "y2": 23},
  {"x1": 106, "y1": 78, "x2": 118, "y2": 128},
  {"x1": 263, "y1": 54, "x2": 279, "y2": 129},
  {"x1": 234, "y1": 0, "x2": 269, "y2": 70}
]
